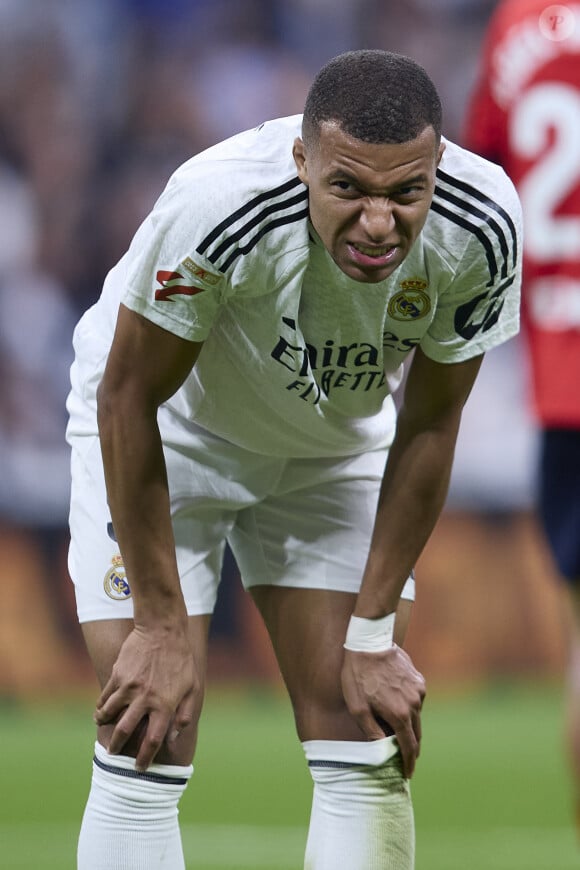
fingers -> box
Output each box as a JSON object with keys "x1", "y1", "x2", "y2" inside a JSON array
[
  {"x1": 393, "y1": 719, "x2": 420, "y2": 779},
  {"x1": 135, "y1": 712, "x2": 172, "y2": 770},
  {"x1": 388, "y1": 675, "x2": 425, "y2": 778},
  {"x1": 96, "y1": 690, "x2": 190, "y2": 767},
  {"x1": 96, "y1": 701, "x2": 177, "y2": 769},
  {"x1": 351, "y1": 706, "x2": 391, "y2": 742},
  {"x1": 94, "y1": 674, "x2": 119, "y2": 724},
  {"x1": 349, "y1": 698, "x2": 421, "y2": 777},
  {"x1": 91, "y1": 625, "x2": 201, "y2": 768},
  {"x1": 174, "y1": 692, "x2": 196, "y2": 733},
  {"x1": 412, "y1": 704, "x2": 422, "y2": 751},
  {"x1": 94, "y1": 673, "x2": 146, "y2": 755},
  {"x1": 166, "y1": 693, "x2": 196, "y2": 750},
  {"x1": 95, "y1": 681, "x2": 198, "y2": 769},
  {"x1": 342, "y1": 644, "x2": 426, "y2": 778},
  {"x1": 136, "y1": 703, "x2": 196, "y2": 769},
  {"x1": 94, "y1": 678, "x2": 135, "y2": 751},
  {"x1": 370, "y1": 704, "x2": 421, "y2": 777}
]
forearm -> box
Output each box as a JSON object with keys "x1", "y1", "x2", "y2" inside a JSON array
[
  {"x1": 355, "y1": 407, "x2": 461, "y2": 619},
  {"x1": 98, "y1": 390, "x2": 187, "y2": 630}
]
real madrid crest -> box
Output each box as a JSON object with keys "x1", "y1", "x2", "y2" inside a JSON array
[
  {"x1": 103, "y1": 554, "x2": 132, "y2": 601},
  {"x1": 388, "y1": 278, "x2": 431, "y2": 321}
]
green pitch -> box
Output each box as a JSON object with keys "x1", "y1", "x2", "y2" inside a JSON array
[{"x1": 0, "y1": 681, "x2": 577, "y2": 869}]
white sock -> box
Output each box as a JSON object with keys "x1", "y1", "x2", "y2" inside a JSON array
[
  {"x1": 77, "y1": 741, "x2": 193, "y2": 870},
  {"x1": 302, "y1": 737, "x2": 415, "y2": 870}
]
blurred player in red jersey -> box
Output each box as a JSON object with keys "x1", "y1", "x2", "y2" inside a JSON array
[{"x1": 465, "y1": 0, "x2": 580, "y2": 829}]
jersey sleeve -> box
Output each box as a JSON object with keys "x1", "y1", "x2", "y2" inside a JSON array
[
  {"x1": 121, "y1": 169, "x2": 227, "y2": 343},
  {"x1": 421, "y1": 175, "x2": 523, "y2": 363}
]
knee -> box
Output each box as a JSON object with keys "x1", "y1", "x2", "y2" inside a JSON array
[
  {"x1": 292, "y1": 695, "x2": 364, "y2": 743},
  {"x1": 96, "y1": 716, "x2": 200, "y2": 767}
]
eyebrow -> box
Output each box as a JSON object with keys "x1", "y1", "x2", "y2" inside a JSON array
[
  {"x1": 398, "y1": 173, "x2": 430, "y2": 186},
  {"x1": 330, "y1": 170, "x2": 430, "y2": 190}
]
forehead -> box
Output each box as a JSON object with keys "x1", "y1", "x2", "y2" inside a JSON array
[{"x1": 311, "y1": 121, "x2": 439, "y2": 184}]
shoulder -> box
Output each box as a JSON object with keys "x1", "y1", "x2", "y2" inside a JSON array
[
  {"x1": 434, "y1": 139, "x2": 522, "y2": 227},
  {"x1": 154, "y1": 115, "x2": 310, "y2": 275},
  {"x1": 425, "y1": 138, "x2": 522, "y2": 284}
]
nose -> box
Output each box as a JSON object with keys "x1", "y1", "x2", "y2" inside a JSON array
[{"x1": 361, "y1": 198, "x2": 395, "y2": 240}]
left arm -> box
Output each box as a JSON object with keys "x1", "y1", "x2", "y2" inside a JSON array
[
  {"x1": 358, "y1": 347, "x2": 483, "y2": 616},
  {"x1": 342, "y1": 347, "x2": 484, "y2": 774}
]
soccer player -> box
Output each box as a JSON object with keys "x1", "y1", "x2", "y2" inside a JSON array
[
  {"x1": 465, "y1": 0, "x2": 580, "y2": 830},
  {"x1": 67, "y1": 49, "x2": 522, "y2": 869}
]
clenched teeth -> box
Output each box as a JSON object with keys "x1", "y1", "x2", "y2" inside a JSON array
[{"x1": 353, "y1": 244, "x2": 393, "y2": 257}]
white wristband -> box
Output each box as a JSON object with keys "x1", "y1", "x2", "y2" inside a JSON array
[{"x1": 344, "y1": 613, "x2": 395, "y2": 653}]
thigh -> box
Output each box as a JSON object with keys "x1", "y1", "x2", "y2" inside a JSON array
[
  {"x1": 82, "y1": 614, "x2": 211, "y2": 765},
  {"x1": 250, "y1": 585, "x2": 413, "y2": 742},
  {"x1": 231, "y1": 448, "x2": 414, "y2": 601},
  {"x1": 69, "y1": 435, "x2": 237, "y2": 621}
]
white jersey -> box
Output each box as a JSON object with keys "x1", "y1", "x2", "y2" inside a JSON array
[{"x1": 67, "y1": 115, "x2": 522, "y2": 458}]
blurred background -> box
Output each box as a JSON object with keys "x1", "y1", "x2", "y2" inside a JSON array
[{"x1": 0, "y1": 1, "x2": 574, "y2": 867}]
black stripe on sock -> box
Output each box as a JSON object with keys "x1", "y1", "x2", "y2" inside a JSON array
[
  {"x1": 307, "y1": 760, "x2": 364, "y2": 769},
  {"x1": 93, "y1": 754, "x2": 189, "y2": 786}
]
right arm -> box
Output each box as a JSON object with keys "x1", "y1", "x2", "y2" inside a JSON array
[
  {"x1": 342, "y1": 348, "x2": 484, "y2": 777},
  {"x1": 94, "y1": 303, "x2": 204, "y2": 770}
]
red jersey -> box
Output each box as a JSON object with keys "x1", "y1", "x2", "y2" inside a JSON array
[{"x1": 465, "y1": 0, "x2": 580, "y2": 426}]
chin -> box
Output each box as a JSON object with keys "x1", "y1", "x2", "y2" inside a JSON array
[{"x1": 349, "y1": 265, "x2": 396, "y2": 284}]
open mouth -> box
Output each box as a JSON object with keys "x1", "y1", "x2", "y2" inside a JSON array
[{"x1": 348, "y1": 242, "x2": 398, "y2": 267}]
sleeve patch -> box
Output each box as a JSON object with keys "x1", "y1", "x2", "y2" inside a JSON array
[
  {"x1": 181, "y1": 257, "x2": 222, "y2": 286},
  {"x1": 154, "y1": 269, "x2": 207, "y2": 301}
]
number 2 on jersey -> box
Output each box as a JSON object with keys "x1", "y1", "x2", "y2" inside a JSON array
[{"x1": 509, "y1": 82, "x2": 580, "y2": 262}]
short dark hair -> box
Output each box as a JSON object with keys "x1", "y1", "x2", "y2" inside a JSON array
[{"x1": 302, "y1": 50, "x2": 442, "y2": 148}]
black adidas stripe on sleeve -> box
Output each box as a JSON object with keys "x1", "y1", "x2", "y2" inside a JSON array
[
  {"x1": 431, "y1": 168, "x2": 518, "y2": 287},
  {"x1": 197, "y1": 177, "x2": 309, "y2": 273}
]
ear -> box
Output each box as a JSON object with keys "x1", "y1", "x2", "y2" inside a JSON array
[
  {"x1": 292, "y1": 137, "x2": 309, "y2": 185},
  {"x1": 436, "y1": 140, "x2": 446, "y2": 166}
]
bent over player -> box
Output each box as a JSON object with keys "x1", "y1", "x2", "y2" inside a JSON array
[{"x1": 67, "y1": 50, "x2": 522, "y2": 869}]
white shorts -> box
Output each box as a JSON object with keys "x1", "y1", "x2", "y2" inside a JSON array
[{"x1": 68, "y1": 413, "x2": 415, "y2": 622}]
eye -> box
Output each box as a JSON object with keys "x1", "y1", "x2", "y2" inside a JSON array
[
  {"x1": 331, "y1": 179, "x2": 361, "y2": 198},
  {"x1": 394, "y1": 185, "x2": 424, "y2": 200}
]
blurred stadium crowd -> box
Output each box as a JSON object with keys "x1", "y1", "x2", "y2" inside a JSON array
[{"x1": 0, "y1": 0, "x2": 555, "y2": 691}]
